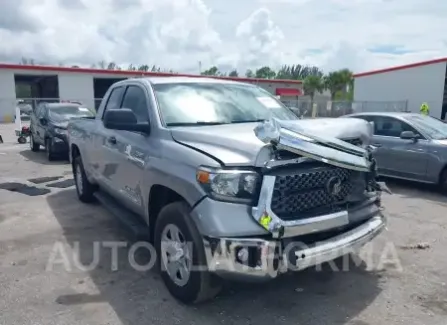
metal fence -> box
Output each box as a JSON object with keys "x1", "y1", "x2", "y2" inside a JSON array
[
  {"x1": 0, "y1": 97, "x2": 410, "y2": 123},
  {"x1": 281, "y1": 99, "x2": 409, "y2": 118}
]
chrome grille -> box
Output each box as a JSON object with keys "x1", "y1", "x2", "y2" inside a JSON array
[
  {"x1": 344, "y1": 138, "x2": 362, "y2": 146},
  {"x1": 270, "y1": 164, "x2": 353, "y2": 221}
]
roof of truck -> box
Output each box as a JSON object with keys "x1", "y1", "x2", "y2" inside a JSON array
[{"x1": 140, "y1": 76, "x2": 253, "y2": 85}]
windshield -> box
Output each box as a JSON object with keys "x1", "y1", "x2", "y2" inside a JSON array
[
  {"x1": 405, "y1": 115, "x2": 447, "y2": 139},
  {"x1": 152, "y1": 82, "x2": 298, "y2": 126},
  {"x1": 48, "y1": 105, "x2": 95, "y2": 121}
]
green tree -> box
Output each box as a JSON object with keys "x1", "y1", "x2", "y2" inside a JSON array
[
  {"x1": 138, "y1": 64, "x2": 149, "y2": 71},
  {"x1": 228, "y1": 69, "x2": 239, "y2": 77},
  {"x1": 245, "y1": 69, "x2": 254, "y2": 77},
  {"x1": 324, "y1": 69, "x2": 354, "y2": 100},
  {"x1": 303, "y1": 75, "x2": 324, "y2": 102},
  {"x1": 255, "y1": 66, "x2": 276, "y2": 79},
  {"x1": 107, "y1": 62, "x2": 116, "y2": 70},
  {"x1": 201, "y1": 66, "x2": 220, "y2": 76},
  {"x1": 151, "y1": 65, "x2": 162, "y2": 72},
  {"x1": 323, "y1": 71, "x2": 344, "y2": 100},
  {"x1": 276, "y1": 64, "x2": 323, "y2": 80}
]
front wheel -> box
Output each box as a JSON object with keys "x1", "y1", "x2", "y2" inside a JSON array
[
  {"x1": 45, "y1": 138, "x2": 56, "y2": 161},
  {"x1": 73, "y1": 155, "x2": 96, "y2": 203},
  {"x1": 439, "y1": 168, "x2": 447, "y2": 192},
  {"x1": 30, "y1": 133, "x2": 39, "y2": 151},
  {"x1": 155, "y1": 201, "x2": 221, "y2": 304}
]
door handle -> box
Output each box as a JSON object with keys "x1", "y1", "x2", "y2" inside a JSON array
[
  {"x1": 372, "y1": 143, "x2": 382, "y2": 147},
  {"x1": 107, "y1": 136, "x2": 117, "y2": 144}
]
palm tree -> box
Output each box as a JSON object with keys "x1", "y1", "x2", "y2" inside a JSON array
[
  {"x1": 303, "y1": 75, "x2": 324, "y2": 118},
  {"x1": 323, "y1": 71, "x2": 343, "y2": 100},
  {"x1": 303, "y1": 75, "x2": 324, "y2": 102}
]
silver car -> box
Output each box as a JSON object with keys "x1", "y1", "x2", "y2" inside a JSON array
[{"x1": 346, "y1": 112, "x2": 447, "y2": 190}]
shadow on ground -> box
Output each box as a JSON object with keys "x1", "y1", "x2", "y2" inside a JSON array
[
  {"x1": 19, "y1": 149, "x2": 69, "y2": 165},
  {"x1": 46, "y1": 189, "x2": 383, "y2": 325},
  {"x1": 382, "y1": 177, "x2": 446, "y2": 206}
]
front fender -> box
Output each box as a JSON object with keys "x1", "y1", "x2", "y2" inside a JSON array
[{"x1": 140, "y1": 139, "x2": 221, "y2": 223}]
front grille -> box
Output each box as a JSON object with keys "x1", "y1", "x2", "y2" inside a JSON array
[
  {"x1": 270, "y1": 163, "x2": 353, "y2": 221},
  {"x1": 344, "y1": 138, "x2": 362, "y2": 146}
]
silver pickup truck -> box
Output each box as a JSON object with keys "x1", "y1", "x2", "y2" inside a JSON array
[{"x1": 68, "y1": 77, "x2": 388, "y2": 304}]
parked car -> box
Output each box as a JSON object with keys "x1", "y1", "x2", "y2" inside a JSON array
[
  {"x1": 346, "y1": 112, "x2": 447, "y2": 190},
  {"x1": 68, "y1": 77, "x2": 387, "y2": 304},
  {"x1": 29, "y1": 102, "x2": 95, "y2": 160}
]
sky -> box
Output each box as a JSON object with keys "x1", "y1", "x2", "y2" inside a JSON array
[{"x1": 0, "y1": 0, "x2": 446, "y2": 75}]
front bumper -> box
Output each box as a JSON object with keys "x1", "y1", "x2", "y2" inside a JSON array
[
  {"x1": 203, "y1": 213, "x2": 386, "y2": 281},
  {"x1": 49, "y1": 134, "x2": 69, "y2": 153}
]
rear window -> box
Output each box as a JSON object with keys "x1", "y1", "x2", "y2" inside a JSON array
[{"x1": 48, "y1": 105, "x2": 95, "y2": 121}]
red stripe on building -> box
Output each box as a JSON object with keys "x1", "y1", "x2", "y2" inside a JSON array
[
  {"x1": 0, "y1": 63, "x2": 303, "y2": 84},
  {"x1": 353, "y1": 57, "x2": 447, "y2": 78}
]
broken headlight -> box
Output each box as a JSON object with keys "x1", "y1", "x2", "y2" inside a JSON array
[{"x1": 196, "y1": 166, "x2": 262, "y2": 204}]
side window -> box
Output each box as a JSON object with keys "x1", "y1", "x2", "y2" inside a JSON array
[
  {"x1": 37, "y1": 105, "x2": 47, "y2": 119},
  {"x1": 103, "y1": 86, "x2": 125, "y2": 118},
  {"x1": 34, "y1": 104, "x2": 42, "y2": 117},
  {"x1": 121, "y1": 85, "x2": 149, "y2": 122},
  {"x1": 373, "y1": 116, "x2": 419, "y2": 137}
]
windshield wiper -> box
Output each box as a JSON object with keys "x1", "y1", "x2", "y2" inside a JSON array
[
  {"x1": 230, "y1": 119, "x2": 265, "y2": 124},
  {"x1": 166, "y1": 121, "x2": 229, "y2": 126}
]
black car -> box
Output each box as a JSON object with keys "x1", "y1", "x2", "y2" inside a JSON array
[{"x1": 29, "y1": 102, "x2": 95, "y2": 160}]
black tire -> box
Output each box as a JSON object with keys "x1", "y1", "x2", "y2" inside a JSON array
[
  {"x1": 73, "y1": 155, "x2": 96, "y2": 203},
  {"x1": 439, "y1": 168, "x2": 447, "y2": 192},
  {"x1": 45, "y1": 138, "x2": 56, "y2": 161},
  {"x1": 154, "y1": 201, "x2": 222, "y2": 304},
  {"x1": 30, "y1": 133, "x2": 39, "y2": 151}
]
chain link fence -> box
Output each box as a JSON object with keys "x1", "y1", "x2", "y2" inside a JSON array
[
  {"x1": 1, "y1": 97, "x2": 409, "y2": 123},
  {"x1": 281, "y1": 99, "x2": 409, "y2": 118}
]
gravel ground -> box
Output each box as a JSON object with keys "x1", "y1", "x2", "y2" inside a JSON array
[{"x1": 0, "y1": 122, "x2": 446, "y2": 325}]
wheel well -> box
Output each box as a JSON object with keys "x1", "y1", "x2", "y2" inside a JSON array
[
  {"x1": 148, "y1": 185, "x2": 186, "y2": 241},
  {"x1": 71, "y1": 144, "x2": 80, "y2": 162},
  {"x1": 439, "y1": 165, "x2": 447, "y2": 184}
]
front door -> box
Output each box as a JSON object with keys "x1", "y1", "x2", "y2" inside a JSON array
[
  {"x1": 109, "y1": 84, "x2": 153, "y2": 217},
  {"x1": 371, "y1": 116, "x2": 428, "y2": 181},
  {"x1": 94, "y1": 86, "x2": 126, "y2": 191}
]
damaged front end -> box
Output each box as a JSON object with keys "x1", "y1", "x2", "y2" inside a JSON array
[{"x1": 252, "y1": 118, "x2": 390, "y2": 239}]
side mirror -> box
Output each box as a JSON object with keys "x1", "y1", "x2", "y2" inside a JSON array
[
  {"x1": 103, "y1": 108, "x2": 150, "y2": 134},
  {"x1": 400, "y1": 131, "x2": 418, "y2": 141},
  {"x1": 39, "y1": 118, "x2": 47, "y2": 125}
]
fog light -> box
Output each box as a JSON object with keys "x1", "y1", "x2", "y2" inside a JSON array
[{"x1": 237, "y1": 247, "x2": 249, "y2": 263}]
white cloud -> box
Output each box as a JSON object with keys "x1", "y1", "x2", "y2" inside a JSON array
[{"x1": 0, "y1": 0, "x2": 446, "y2": 74}]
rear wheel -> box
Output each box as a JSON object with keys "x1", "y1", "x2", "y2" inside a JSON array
[
  {"x1": 155, "y1": 201, "x2": 221, "y2": 304},
  {"x1": 30, "y1": 133, "x2": 40, "y2": 151}
]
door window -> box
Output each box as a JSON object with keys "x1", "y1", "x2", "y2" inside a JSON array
[
  {"x1": 37, "y1": 105, "x2": 47, "y2": 119},
  {"x1": 121, "y1": 86, "x2": 149, "y2": 122},
  {"x1": 371, "y1": 116, "x2": 421, "y2": 138},
  {"x1": 103, "y1": 86, "x2": 125, "y2": 118}
]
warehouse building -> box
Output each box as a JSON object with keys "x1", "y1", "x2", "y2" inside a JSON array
[
  {"x1": 353, "y1": 57, "x2": 447, "y2": 119},
  {"x1": 0, "y1": 64, "x2": 303, "y2": 123}
]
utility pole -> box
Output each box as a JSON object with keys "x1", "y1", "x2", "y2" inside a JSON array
[{"x1": 198, "y1": 61, "x2": 202, "y2": 74}]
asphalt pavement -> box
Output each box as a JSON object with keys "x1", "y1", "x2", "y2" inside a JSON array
[{"x1": 0, "y1": 122, "x2": 446, "y2": 325}]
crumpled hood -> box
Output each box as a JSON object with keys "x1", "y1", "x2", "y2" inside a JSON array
[{"x1": 170, "y1": 117, "x2": 373, "y2": 168}]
